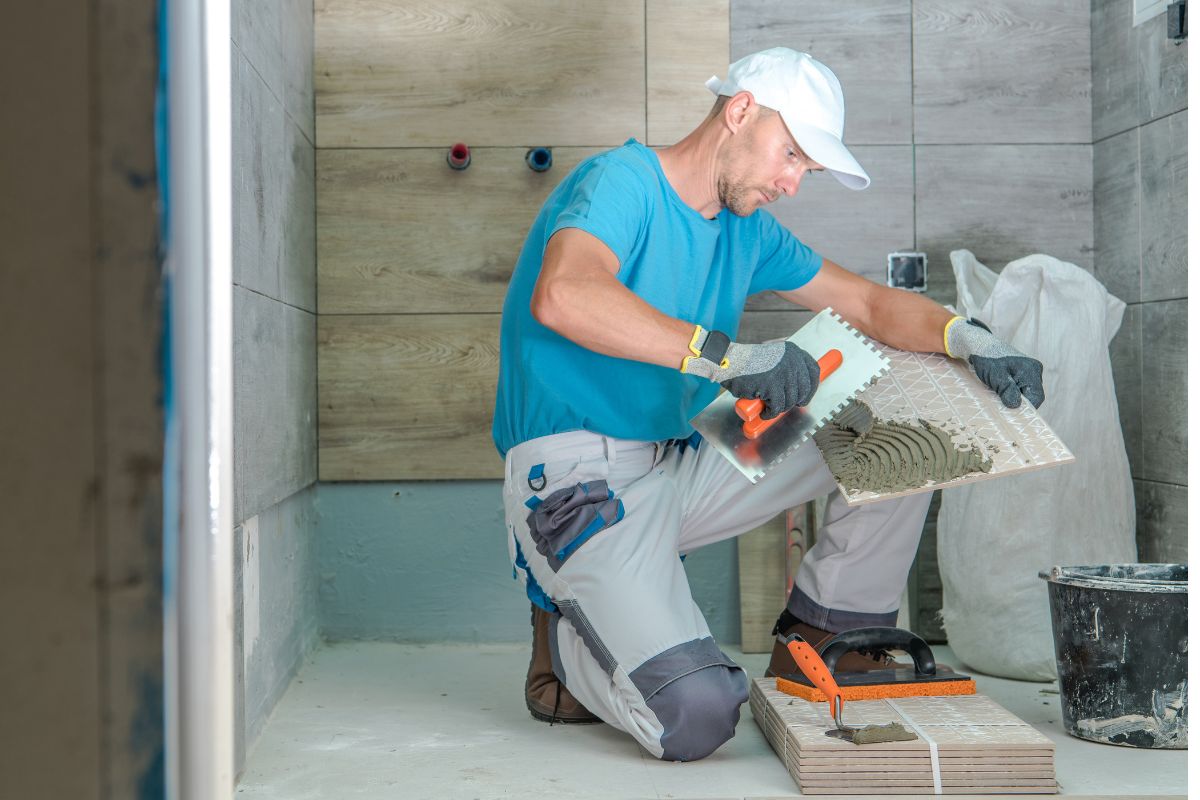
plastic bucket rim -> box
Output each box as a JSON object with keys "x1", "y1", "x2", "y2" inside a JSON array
[{"x1": 1039, "y1": 563, "x2": 1188, "y2": 593}]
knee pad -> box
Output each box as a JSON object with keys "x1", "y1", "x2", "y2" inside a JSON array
[{"x1": 647, "y1": 664, "x2": 749, "y2": 762}]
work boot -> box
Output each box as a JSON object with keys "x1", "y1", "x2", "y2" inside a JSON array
[
  {"x1": 765, "y1": 608, "x2": 896, "y2": 678},
  {"x1": 526, "y1": 604, "x2": 601, "y2": 724}
]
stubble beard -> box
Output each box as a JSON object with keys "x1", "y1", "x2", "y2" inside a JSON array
[{"x1": 717, "y1": 175, "x2": 759, "y2": 217}]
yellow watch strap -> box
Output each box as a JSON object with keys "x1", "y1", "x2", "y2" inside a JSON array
[{"x1": 680, "y1": 324, "x2": 705, "y2": 373}]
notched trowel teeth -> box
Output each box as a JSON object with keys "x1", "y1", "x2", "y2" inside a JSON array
[{"x1": 690, "y1": 308, "x2": 893, "y2": 483}]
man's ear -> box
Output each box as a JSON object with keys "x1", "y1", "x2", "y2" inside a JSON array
[{"x1": 722, "y1": 90, "x2": 756, "y2": 134}]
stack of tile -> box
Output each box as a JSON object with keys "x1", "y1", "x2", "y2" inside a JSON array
[{"x1": 750, "y1": 678, "x2": 1057, "y2": 795}]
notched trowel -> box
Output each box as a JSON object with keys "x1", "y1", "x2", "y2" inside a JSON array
[{"x1": 691, "y1": 308, "x2": 890, "y2": 483}]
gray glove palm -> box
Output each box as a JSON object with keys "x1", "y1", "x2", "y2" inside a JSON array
[
  {"x1": 683, "y1": 327, "x2": 820, "y2": 419},
  {"x1": 946, "y1": 317, "x2": 1045, "y2": 409}
]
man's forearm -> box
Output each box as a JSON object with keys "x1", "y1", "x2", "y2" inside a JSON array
[
  {"x1": 861, "y1": 285, "x2": 955, "y2": 354},
  {"x1": 532, "y1": 269, "x2": 695, "y2": 369}
]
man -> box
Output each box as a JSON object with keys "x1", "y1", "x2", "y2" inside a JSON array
[{"x1": 492, "y1": 47, "x2": 1044, "y2": 762}]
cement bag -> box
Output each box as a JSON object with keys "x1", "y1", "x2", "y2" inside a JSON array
[{"x1": 937, "y1": 250, "x2": 1136, "y2": 680}]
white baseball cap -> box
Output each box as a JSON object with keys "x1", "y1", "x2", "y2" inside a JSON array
[{"x1": 706, "y1": 47, "x2": 869, "y2": 190}]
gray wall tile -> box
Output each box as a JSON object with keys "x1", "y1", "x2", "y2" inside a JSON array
[
  {"x1": 234, "y1": 0, "x2": 282, "y2": 98},
  {"x1": 234, "y1": 287, "x2": 318, "y2": 523},
  {"x1": 234, "y1": 47, "x2": 285, "y2": 301},
  {"x1": 282, "y1": 119, "x2": 316, "y2": 312},
  {"x1": 915, "y1": 145, "x2": 1094, "y2": 304},
  {"x1": 1136, "y1": 11, "x2": 1189, "y2": 123},
  {"x1": 1092, "y1": 0, "x2": 1139, "y2": 140},
  {"x1": 1139, "y1": 110, "x2": 1187, "y2": 302},
  {"x1": 1134, "y1": 479, "x2": 1188, "y2": 563},
  {"x1": 731, "y1": 0, "x2": 913, "y2": 145},
  {"x1": 1109, "y1": 303, "x2": 1143, "y2": 476},
  {"x1": 748, "y1": 145, "x2": 914, "y2": 310},
  {"x1": 282, "y1": 0, "x2": 315, "y2": 145},
  {"x1": 1093, "y1": 127, "x2": 1141, "y2": 302},
  {"x1": 236, "y1": 486, "x2": 319, "y2": 763},
  {"x1": 1139, "y1": 298, "x2": 1186, "y2": 484},
  {"x1": 914, "y1": 0, "x2": 1091, "y2": 144}
]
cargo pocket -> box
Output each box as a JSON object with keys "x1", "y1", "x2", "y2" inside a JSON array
[{"x1": 526, "y1": 479, "x2": 624, "y2": 571}]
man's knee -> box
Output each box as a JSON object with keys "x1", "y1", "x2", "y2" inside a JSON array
[{"x1": 647, "y1": 664, "x2": 749, "y2": 761}]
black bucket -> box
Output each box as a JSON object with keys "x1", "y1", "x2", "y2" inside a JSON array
[{"x1": 1040, "y1": 564, "x2": 1187, "y2": 749}]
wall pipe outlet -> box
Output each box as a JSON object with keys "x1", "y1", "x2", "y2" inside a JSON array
[
  {"x1": 526, "y1": 146, "x2": 553, "y2": 172},
  {"x1": 447, "y1": 142, "x2": 471, "y2": 170}
]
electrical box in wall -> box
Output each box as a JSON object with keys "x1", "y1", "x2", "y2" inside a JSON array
[
  {"x1": 1168, "y1": 0, "x2": 1187, "y2": 39},
  {"x1": 887, "y1": 252, "x2": 928, "y2": 293}
]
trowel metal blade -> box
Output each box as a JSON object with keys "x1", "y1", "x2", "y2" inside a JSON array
[{"x1": 690, "y1": 308, "x2": 890, "y2": 483}]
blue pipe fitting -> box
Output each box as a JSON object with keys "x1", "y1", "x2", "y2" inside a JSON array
[{"x1": 526, "y1": 147, "x2": 553, "y2": 172}]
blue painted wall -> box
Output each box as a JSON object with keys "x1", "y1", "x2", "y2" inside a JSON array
[{"x1": 315, "y1": 482, "x2": 741, "y2": 645}]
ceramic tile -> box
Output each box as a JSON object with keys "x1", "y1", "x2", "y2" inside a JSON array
[{"x1": 1139, "y1": 111, "x2": 1187, "y2": 302}]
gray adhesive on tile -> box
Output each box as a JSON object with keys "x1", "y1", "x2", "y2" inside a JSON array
[{"x1": 815, "y1": 401, "x2": 992, "y2": 493}]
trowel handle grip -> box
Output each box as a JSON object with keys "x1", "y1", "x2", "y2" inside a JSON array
[
  {"x1": 735, "y1": 349, "x2": 844, "y2": 439},
  {"x1": 783, "y1": 634, "x2": 843, "y2": 721}
]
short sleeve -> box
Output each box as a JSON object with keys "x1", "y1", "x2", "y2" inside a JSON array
[
  {"x1": 747, "y1": 210, "x2": 824, "y2": 295},
  {"x1": 548, "y1": 158, "x2": 648, "y2": 267}
]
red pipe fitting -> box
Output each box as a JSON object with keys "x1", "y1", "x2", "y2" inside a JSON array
[{"x1": 447, "y1": 142, "x2": 471, "y2": 170}]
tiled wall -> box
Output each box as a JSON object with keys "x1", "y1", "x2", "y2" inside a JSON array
[
  {"x1": 1093, "y1": 0, "x2": 1188, "y2": 562},
  {"x1": 231, "y1": 0, "x2": 319, "y2": 772},
  {"x1": 310, "y1": 0, "x2": 1124, "y2": 646},
  {"x1": 233, "y1": 0, "x2": 317, "y2": 520},
  {"x1": 734, "y1": 0, "x2": 1094, "y2": 305}
]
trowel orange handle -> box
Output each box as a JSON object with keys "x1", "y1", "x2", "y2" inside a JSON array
[
  {"x1": 783, "y1": 634, "x2": 844, "y2": 721},
  {"x1": 735, "y1": 349, "x2": 844, "y2": 439}
]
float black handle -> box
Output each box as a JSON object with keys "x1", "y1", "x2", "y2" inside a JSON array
[{"x1": 817, "y1": 626, "x2": 937, "y2": 676}]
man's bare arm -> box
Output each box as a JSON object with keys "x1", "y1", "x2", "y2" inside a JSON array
[
  {"x1": 531, "y1": 227, "x2": 695, "y2": 368},
  {"x1": 777, "y1": 259, "x2": 954, "y2": 353}
]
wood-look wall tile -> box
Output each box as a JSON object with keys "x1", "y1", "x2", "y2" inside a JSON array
[
  {"x1": 1134, "y1": 479, "x2": 1189, "y2": 563},
  {"x1": 1139, "y1": 110, "x2": 1187, "y2": 302},
  {"x1": 317, "y1": 147, "x2": 601, "y2": 314},
  {"x1": 1108, "y1": 303, "x2": 1143, "y2": 477},
  {"x1": 647, "y1": 0, "x2": 730, "y2": 146},
  {"x1": 282, "y1": 0, "x2": 315, "y2": 145},
  {"x1": 914, "y1": 1, "x2": 1091, "y2": 144},
  {"x1": 915, "y1": 145, "x2": 1093, "y2": 305},
  {"x1": 235, "y1": 287, "x2": 318, "y2": 522},
  {"x1": 1093, "y1": 128, "x2": 1140, "y2": 303},
  {"x1": 1092, "y1": 0, "x2": 1140, "y2": 141},
  {"x1": 234, "y1": 47, "x2": 285, "y2": 301},
  {"x1": 1139, "y1": 298, "x2": 1186, "y2": 485},
  {"x1": 282, "y1": 116, "x2": 316, "y2": 313},
  {"x1": 318, "y1": 314, "x2": 502, "y2": 480},
  {"x1": 746, "y1": 145, "x2": 914, "y2": 311},
  {"x1": 1136, "y1": 10, "x2": 1189, "y2": 124},
  {"x1": 731, "y1": 0, "x2": 912, "y2": 145},
  {"x1": 314, "y1": 0, "x2": 645, "y2": 147}
]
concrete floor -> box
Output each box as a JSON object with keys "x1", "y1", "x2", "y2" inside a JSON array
[{"x1": 237, "y1": 641, "x2": 1187, "y2": 799}]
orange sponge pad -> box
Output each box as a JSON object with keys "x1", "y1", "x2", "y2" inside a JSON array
[{"x1": 775, "y1": 676, "x2": 977, "y2": 702}]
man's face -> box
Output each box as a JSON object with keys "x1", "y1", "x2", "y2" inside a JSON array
[{"x1": 717, "y1": 108, "x2": 824, "y2": 217}]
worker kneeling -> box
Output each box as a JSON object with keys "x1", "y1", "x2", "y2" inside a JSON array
[{"x1": 494, "y1": 48, "x2": 1045, "y2": 761}]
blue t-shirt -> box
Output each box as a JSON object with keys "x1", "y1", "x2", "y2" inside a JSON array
[{"x1": 492, "y1": 139, "x2": 823, "y2": 457}]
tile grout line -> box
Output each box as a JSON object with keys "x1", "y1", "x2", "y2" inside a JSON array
[
  {"x1": 910, "y1": 0, "x2": 917, "y2": 253},
  {"x1": 234, "y1": 282, "x2": 317, "y2": 316}
]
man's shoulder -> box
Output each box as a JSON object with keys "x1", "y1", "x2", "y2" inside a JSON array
[{"x1": 576, "y1": 141, "x2": 657, "y2": 185}]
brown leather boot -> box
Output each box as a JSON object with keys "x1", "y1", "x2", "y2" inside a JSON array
[
  {"x1": 526, "y1": 604, "x2": 602, "y2": 724},
  {"x1": 765, "y1": 609, "x2": 896, "y2": 678}
]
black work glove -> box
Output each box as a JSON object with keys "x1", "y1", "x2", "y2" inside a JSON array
[
  {"x1": 682, "y1": 326, "x2": 821, "y2": 419},
  {"x1": 945, "y1": 316, "x2": 1045, "y2": 409}
]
